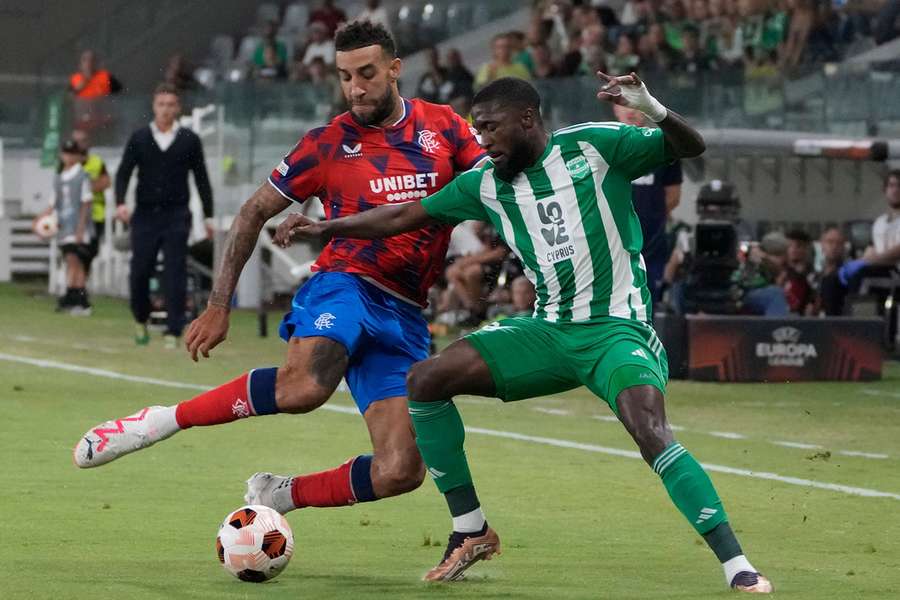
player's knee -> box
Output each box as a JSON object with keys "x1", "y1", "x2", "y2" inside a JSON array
[
  {"x1": 275, "y1": 365, "x2": 331, "y2": 414},
  {"x1": 373, "y1": 451, "x2": 425, "y2": 496},
  {"x1": 406, "y1": 359, "x2": 445, "y2": 403}
]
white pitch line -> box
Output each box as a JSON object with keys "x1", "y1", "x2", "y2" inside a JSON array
[
  {"x1": 838, "y1": 450, "x2": 889, "y2": 460},
  {"x1": 533, "y1": 407, "x2": 573, "y2": 416},
  {"x1": 464, "y1": 427, "x2": 900, "y2": 501},
  {"x1": 862, "y1": 389, "x2": 900, "y2": 399},
  {"x1": 708, "y1": 431, "x2": 747, "y2": 440},
  {"x1": 592, "y1": 415, "x2": 619, "y2": 422},
  {"x1": 2, "y1": 352, "x2": 899, "y2": 502},
  {"x1": 771, "y1": 440, "x2": 823, "y2": 450}
]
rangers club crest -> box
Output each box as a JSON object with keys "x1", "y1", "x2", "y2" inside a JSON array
[{"x1": 417, "y1": 129, "x2": 440, "y2": 153}]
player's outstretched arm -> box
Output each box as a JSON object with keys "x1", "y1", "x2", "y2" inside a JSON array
[
  {"x1": 184, "y1": 183, "x2": 291, "y2": 361},
  {"x1": 274, "y1": 201, "x2": 433, "y2": 247},
  {"x1": 596, "y1": 71, "x2": 705, "y2": 159}
]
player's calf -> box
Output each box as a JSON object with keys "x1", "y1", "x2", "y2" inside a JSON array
[{"x1": 616, "y1": 385, "x2": 773, "y2": 593}]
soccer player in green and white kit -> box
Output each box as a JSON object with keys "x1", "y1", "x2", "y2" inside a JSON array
[{"x1": 276, "y1": 74, "x2": 773, "y2": 593}]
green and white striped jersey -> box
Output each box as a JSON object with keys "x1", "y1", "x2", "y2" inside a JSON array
[{"x1": 422, "y1": 121, "x2": 670, "y2": 324}]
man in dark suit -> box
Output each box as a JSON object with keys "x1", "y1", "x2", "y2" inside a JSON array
[{"x1": 115, "y1": 82, "x2": 213, "y2": 348}]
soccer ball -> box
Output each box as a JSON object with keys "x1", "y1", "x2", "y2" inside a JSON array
[
  {"x1": 215, "y1": 505, "x2": 294, "y2": 582},
  {"x1": 32, "y1": 212, "x2": 58, "y2": 239}
]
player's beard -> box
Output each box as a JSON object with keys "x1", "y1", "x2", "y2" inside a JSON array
[
  {"x1": 349, "y1": 88, "x2": 396, "y2": 127},
  {"x1": 493, "y1": 145, "x2": 533, "y2": 181}
]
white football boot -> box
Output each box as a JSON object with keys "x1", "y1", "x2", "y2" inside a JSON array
[
  {"x1": 73, "y1": 406, "x2": 179, "y2": 468},
  {"x1": 244, "y1": 472, "x2": 295, "y2": 515}
]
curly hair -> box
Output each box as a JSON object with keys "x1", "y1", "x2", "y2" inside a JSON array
[{"x1": 334, "y1": 20, "x2": 396, "y2": 57}]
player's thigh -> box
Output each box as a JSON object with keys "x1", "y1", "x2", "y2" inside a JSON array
[
  {"x1": 348, "y1": 300, "x2": 430, "y2": 413},
  {"x1": 574, "y1": 319, "x2": 668, "y2": 416},
  {"x1": 461, "y1": 318, "x2": 581, "y2": 402},
  {"x1": 276, "y1": 336, "x2": 348, "y2": 412},
  {"x1": 407, "y1": 337, "x2": 497, "y2": 401},
  {"x1": 279, "y1": 272, "x2": 367, "y2": 357}
]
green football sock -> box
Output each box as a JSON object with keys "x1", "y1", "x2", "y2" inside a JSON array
[
  {"x1": 653, "y1": 442, "x2": 729, "y2": 536},
  {"x1": 408, "y1": 400, "x2": 479, "y2": 516}
]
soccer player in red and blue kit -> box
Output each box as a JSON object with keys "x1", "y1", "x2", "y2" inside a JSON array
[{"x1": 73, "y1": 22, "x2": 486, "y2": 516}]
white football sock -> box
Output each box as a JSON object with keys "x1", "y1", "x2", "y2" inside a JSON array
[
  {"x1": 723, "y1": 554, "x2": 756, "y2": 585},
  {"x1": 148, "y1": 406, "x2": 181, "y2": 437},
  {"x1": 452, "y1": 507, "x2": 486, "y2": 533},
  {"x1": 272, "y1": 477, "x2": 297, "y2": 514}
]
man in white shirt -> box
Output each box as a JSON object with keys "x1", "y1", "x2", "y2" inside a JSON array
[
  {"x1": 839, "y1": 170, "x2": 900, "y2": 282},
  {"x1": 302, "y1": 21, "x2": 336, "y2": 66},
  {"x1": 866, "y1": 170, "x2": 900, "y2": 268}
]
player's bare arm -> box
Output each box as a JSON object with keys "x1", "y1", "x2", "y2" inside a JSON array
[
  {"x1": 273, "y1": 201, "x2": 433, "y2": 247},
  {"x1": 596, "y1": 71, "x2": 705, "y2": 159},
  {"x1": 184, "y1": 183, "x2": 291, "y2": 361}
]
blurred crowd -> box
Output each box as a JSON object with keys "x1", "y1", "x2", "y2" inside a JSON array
[{"x1": 59, "y1": 0, "x2": 900, "y2": 332}]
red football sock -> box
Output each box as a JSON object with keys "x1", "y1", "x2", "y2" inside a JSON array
[
  {"x1": 291, "y1": 459, "x2": 356, "y2": 508},
  {"x1": 175, "y1": 372, "x2": 252, "y2": 429}
]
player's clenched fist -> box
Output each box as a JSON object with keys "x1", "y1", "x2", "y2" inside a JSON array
[{"x1": 273, "y1": 214, "x2": 325, "y2": 248}]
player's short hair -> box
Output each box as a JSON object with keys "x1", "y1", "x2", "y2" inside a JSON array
[
  {"x1": 153, "y1": 82, "x2": 180, "y2": 98},
  {"x1": 472, "y1": 77, "x2": 542, "y2": 116},
  {"x1": 885, "y1": 169, "x2": 900, "y2": 189},
  {"x1": 335, "y1": 20, "x2": 396, "y2": 57}
]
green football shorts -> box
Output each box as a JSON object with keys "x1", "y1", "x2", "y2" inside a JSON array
[{"x1": 464, "y1": 316, "x2": 668, "y2": 416}]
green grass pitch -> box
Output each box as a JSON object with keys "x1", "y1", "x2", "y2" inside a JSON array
[{"x1": 2, "y1": 282, "x2": 899, "y2": 599}]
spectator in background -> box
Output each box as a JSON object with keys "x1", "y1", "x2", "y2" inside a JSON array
[
  {"x1": 257, "y1": 43, "x2": 288, "y2": 80},
  {"x1": 614, "y1": 103, "x2": 682, "y2": 306},
  {"x1": 661, "y1": 0, "x2": 690, "y2": 51},
  {"x1": 475, "y1": 33, "x2": 532, "y2": 89},
  {"x1": 356, "y1": 0, "x2": 392, "y2": 34},
  {"x1": 443, "y1": 48, "x2": 474, "y2": 102},
  {"x1": 69, "y1": 50, "x2": 120, "y2": 99},
  {"x1": 639, "y1": 23, "x2": 679, "y2": 73},
  {"x1": 70, "y1": 129, "x2": 111, "y2": 270},
  {"x1": 163, "y1": 54, "x2": 198, "y2": 94},
  {"x1": 784, "y1": 229, "x2": 815, "y2": 314},
  {"x1": 486, "y1": 275, "x2": 536, "y2": 320},
  {"x1": 814, "y1": 226, "x2": 848, "y2": 316},
  {"x1": 302, "y1": 21, "x2": 336, "y2": 65},
  {"x1": 38, "y1": 140, "x2": 95, "y2": 315},
  {"x1": 307, "y1": 56, "x2": 343, "y2": 117},
  {"x1": 608, "y1": 33, "x2": 640, "y2": 75},
  {"x1": 309, "y1": 0, "x2": 347, "y2": 37},
  {"x1": 509, "y1": 276, "x2": 536, "y2": 316},
  {"x1": 738, "y1": 231, "x2": 790, "y2": 316},
  {"x1": 508, "y1": 30, "x2": 532, "y2": 73},
  {"x1": 713, "y1": 14, "x2": 746, "y2": 67},
  {"x1": 440, "y1": 223, "x2": 510, "y2": 325},
  {"x1": 866, "y1": 170, "x2": 900, "y2": 268},
  {"x1": 417, "y1": 47, "x2": 446, "y2": 103},
  {"x1": 254, "y1": 21, "x2": 288, "y2": 71},
  {"x1": 577, "y1": 23, "x2": 610, "y2": 74},
  {"x1": 780, "y1": 0, "x2": 815, "y2": 70},
  {"x1": 115, "y1": 83, "x2": 214, "y2": 349},
  {"x1": 529, "y1": 42, "x2": 559, "y2": 79},
  {"x1": 673, "y1": 23, "x2": 718, "y2": 73}
]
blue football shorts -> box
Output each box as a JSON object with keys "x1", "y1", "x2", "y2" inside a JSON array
[{"x1": 279, "y1": 272, "x2": 430, "y2": 414}]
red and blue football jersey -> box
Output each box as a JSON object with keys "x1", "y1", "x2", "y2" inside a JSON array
[{"x1": 269, "y1": 98, "x2": 485, "y2": 306}]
